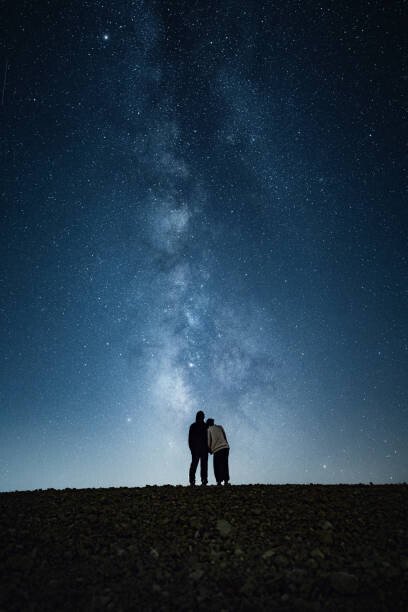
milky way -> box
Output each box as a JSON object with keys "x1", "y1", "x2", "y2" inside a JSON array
[{"x1": 1, "y1": 1, "x2": 406, "y2": 490}]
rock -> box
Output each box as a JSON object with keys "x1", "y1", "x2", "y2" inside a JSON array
[
  {"x1": 275, "y1": 554, "x2": 289, "y2": 567},
  {"x1": 401, "y1": 558, "x2": 408, "y2": 570},
  {"x1": 311, "y1": 548, "x2": 325, "y2": 560},
  {"x1": 321, "y1": 521, "x2": 334, "y2": 531},
  {"x1": 262, "y1": 549, "x2": 276, "y2": 560},
  {"x1": 287, "y1": 568, "x2": 308, "y2": 584},
  {"x1": 190, "y1": 565, "x2": 205, "y2": 581},
  {"x1": 318, "y1": 530, "x2": 333, "y2": 545},
  {"x1": 216, "y1": 519, "x2": 232, "y2": 536},
  {"x1": 240, "y1": 577, "x2": 255, "y2": 596},
  {"x1": 150, "y1": 547, "x2": 159, "y2": 559},
  {"x1": 330, "y1": 571, "x2": 359, "y2": 594},
  {"x1": 7, "y1": 554, "x2": 33, "y2": 572}
]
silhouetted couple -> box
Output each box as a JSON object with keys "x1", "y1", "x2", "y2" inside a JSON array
[{"x1": 188, "y1": 410, "x2": 230, "y2": 486}]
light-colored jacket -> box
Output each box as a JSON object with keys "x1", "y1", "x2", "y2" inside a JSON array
[{"x1": 208, "y1": 425, "x2": 229, "y2": 454}]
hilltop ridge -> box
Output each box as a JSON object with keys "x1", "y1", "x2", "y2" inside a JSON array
[{"x1": 1, "y1": 484, "x2": 407, "y2": 610}]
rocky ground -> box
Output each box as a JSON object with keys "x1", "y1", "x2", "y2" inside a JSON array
[{"x1": 0, "y1": 484, "x2": 407, "y2": 611}]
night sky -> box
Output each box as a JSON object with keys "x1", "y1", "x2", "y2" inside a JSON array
[{"x1": 1, "y1": 1, "x2": 407, "y2": 491}]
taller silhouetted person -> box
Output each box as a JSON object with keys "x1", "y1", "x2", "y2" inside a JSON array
[{"x1": 188, "y1": 410, "x2": 208, "y2": 486}]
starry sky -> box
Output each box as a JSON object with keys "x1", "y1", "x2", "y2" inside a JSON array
[{"x1": 1, "y1": 1, "x2": 407, "y2": 491}]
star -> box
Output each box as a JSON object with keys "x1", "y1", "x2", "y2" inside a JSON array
[{"x1": 1, "y1": 0, "x2": 405, "y2": 492}]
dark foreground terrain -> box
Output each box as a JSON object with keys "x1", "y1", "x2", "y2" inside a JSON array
[{"x1": 0, "y1": 484, "x2": 407, "y2": 611}]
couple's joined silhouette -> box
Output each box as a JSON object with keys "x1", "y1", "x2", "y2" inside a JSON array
[{"x1": 188, "y1": 410, "x2": 230, "y2": 486}]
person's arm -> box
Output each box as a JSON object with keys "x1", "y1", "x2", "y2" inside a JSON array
[
  {"x1": 221, "y1": 426, "x2": 228, "y2": 444},
  {"x1": 188, "y1": 425, "x2": 193, "y2": 451},
  {"x1": 207, "y1": 428, "x2": 213, "y2": 454}
]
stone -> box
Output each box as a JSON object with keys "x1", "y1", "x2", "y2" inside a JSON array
[
  {"x1": 311, "y1": 548, "x2": 325, "y2": 560},
  {"x1": 216, "y1": 519, "x2": 232, "y2": 536},
  {"x1": 7, "y1": 554, "x2": 33, "y2": 572},
  {"x1": 330, "y1": 571, "x2": 359, "y2": 594},
  {"x1": 275, "y1": 554, "x2": 289, "y2": 567},
  {"x1": 262, "y1": 549, "x2": 276, "y2": 560},
  {"x1": 400, "y1": 558, "x2": 408, "y2": 570},
  {"x1": 190, "y1": 565, "x2": 205, "y2": 581},
  {"x1": 318, "y1": 530, "x2": 333, "y2": 545},
  {"x1": 288, "y1": 568, "x2": 308, "y2": 584},
  {"x1": 321, "y1": 521, "x2": 334, "y2": 531}
]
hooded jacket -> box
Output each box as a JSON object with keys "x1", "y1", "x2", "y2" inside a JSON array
[{"x1": 188, "y1": 414, "x2": 208, "y2": 454}]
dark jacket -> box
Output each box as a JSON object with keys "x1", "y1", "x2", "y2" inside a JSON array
[{"x1": 188, "y1": 421, "x2": 208, "y2": 454}]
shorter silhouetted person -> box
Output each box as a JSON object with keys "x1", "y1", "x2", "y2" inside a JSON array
[
  {"x1": 207, "y1": 418, "x2": 230, "y2": 485},
  {"x1": 188, "y1": 410, "x2": 208, "y2": 486}
]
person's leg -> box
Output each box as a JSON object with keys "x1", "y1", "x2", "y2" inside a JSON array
[
  {"x1": 213, "y1": 451, "x2": 222, "y2": 484},
  {"x1": 218, "y1": 448, "x2": 227, "y2": 483},
  {"x1": 189, "y1": 453, "x2": 199, "y2": 485},
  {"x1": 223, "y1": 448, "x2": 230, "y2": 483},
  {"x1": 200, "y1": 452, "x2": 208, "y2": 485}
]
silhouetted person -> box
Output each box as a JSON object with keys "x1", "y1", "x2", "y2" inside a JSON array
[
  {"x1": 207, "y1": 418, "x2": 230, "y2": 485},
  {"x1": 188, "y1": 410, "x2": 208, "y2": 486}
]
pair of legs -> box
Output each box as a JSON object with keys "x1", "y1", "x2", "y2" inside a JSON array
[
  {"x1": 213, "y1": 448, "x2": 229, "y2": 485},
  {"x1": 189, "y1": 451, "x2": 208, "y2": 485}
]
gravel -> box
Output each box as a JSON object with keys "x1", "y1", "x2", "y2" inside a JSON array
[{"x1": 0, "y1": 484, "x2": 407, "y2": 610}]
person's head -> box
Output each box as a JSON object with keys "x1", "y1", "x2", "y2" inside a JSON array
[
  {"x1": 195, "y1": 410, "x2": 205, "y2": 423},
  {"x1": 206, "y1": 418, "x2": 214, "y2": 427}
]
